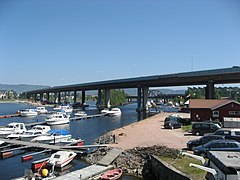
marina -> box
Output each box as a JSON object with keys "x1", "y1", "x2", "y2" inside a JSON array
[{"x1": 0, "y1": 102, "x2": 146, "y2": 180}]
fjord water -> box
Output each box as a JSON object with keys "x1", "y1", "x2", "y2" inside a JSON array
[{"x1": 0, "y1": 102, "x2": 147, "y2": 180}]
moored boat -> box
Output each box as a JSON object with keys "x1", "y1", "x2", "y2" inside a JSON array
[
  {"x1": 45, "y1": 112, "x2": 70, "y2": 125},
  {"x1": 31, "y1": 129, "x2": 72, "y2": 144},
  {"x1": 74, "y1": 111, "x2": 87, "y2": 117},
  {"x1": 48, "y1": 151, "x2": 77, "y2": 168},
  {"x1": 36, "y1": 106, "x2": 48, "y2": 114},
  {"x1": 101, "y1": 168, "x2": 123, "y2": 180},
  {"x1": 0, "y1": 122, "x2": 27, "y2": 138},
  {"x1": 19, "y1": 125, "x2": 51, "y2": 141},
  {"x1": 101, "y1": 108, "x2": 121, "y2": 116},
  {"x1": 20, "y1": 109, "x2": 38, "y2": 117}
]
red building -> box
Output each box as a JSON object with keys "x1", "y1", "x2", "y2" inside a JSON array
[{"x1": 189, "y1": 99, "x2": 240, "y2": 123}]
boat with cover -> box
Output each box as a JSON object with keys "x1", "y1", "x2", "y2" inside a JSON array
[
  {"x1": 101, "y1": 108, "x2": 122, "y2": 116},
  {"x1": 101, "y1": 168, "x2": 123, "y2": 180},
  {"x1": 45, "y1": 111, "x2": 70, "y2": 125},
  {"x1": 0, "y1": 122, "x2": 27, "y2": 138},
  {"x1": 20, "y1": 109, "x2": 38, "y2": 117},
  {"x1": 31, "y1": 129, "x2": 71, "y2": 144}
]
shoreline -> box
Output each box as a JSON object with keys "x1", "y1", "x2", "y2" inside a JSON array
[{"x1": 85, "y1": 112, "x2": 193, "y2": 178}]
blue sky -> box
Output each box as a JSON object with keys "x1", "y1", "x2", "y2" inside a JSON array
[{"x1": 0, "y1": 0, "x2": 240, "y2": 87}]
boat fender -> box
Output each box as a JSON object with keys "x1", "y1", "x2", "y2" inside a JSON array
[
  {"x1": 22, "y1": 155, "x2": 33, "y2": 162},
  {"x1": 41, "y1": 169, "x2": 48, "y2": 177},
  {"x1": 1, "y1": 151, "x2": 13, "y2": 159}
]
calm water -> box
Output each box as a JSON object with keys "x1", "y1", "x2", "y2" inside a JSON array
[{"x1": 0, "y1": 102, "x2": 177, "y2": 179}]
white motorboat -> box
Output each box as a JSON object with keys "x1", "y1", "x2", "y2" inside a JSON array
[
  {"x1": 101, "y1": 108, "x2": 122, "y2": 116},
  {"x1": 0, "y1": 122, "x2": 27, "y2": 138},
  {"x1": 31, "y1": 129, "x2": 72, "y2": 144},
  {"x1": 61, "y1": 105, "x2": 73, "y2": 113},
  {"x1": 19, "y1": 125, "x2": 51, "y2": 141},
  {"x1": 45, "y1": 112, "x2": 70, "y2": 125},
  {"x1": 53, "y1": 105, "x2": 73, "y2": 113},
  {"x1": 48, "y1": 151, "x2": 77, "y2": 168},
  {"x1": 36, "y1": 106, "x2": 48, "y2": 114},
  {"x1": 74, "y1": 111, "x2": 87, "y2": 117},
  {"x1": 20, "y1": 109, "x2": 38, "y2": 117}
]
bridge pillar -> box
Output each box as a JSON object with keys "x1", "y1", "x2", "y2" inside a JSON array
[
  {"x1": 104, "y1": 89, "x2": 111, "y2": 108},
  {"x1": 136, "y1": 87, "x2": 142, "y2": 111},
  {"x1": 142, "y1": 87, "x2": 149, "y2": 111},
  {"x1": 73, "y1": 90, "x2": 77, "y2": 103},
  {"x1": 136, "y1": 87, "x2": 149, "y2": 112},
  {"x1": 54, "y1": 92, "x2": 58, "y2": 104},
  {"x1": 40, "y1": 93, "x2": 43, "y2": 102},
  {"x1": 205, "y1": 81, "x2": 215, "y2": 99},
  {"x1": 97, "y1": 89, "x2": 102, "y2": 109},
  {"x1": 58, "y1": 92, "x2": 61, "y2": 104},
  {"x1": 82, "y1": 91, "x2": 86, "y2": 105},
  {"x1": 46, "y1": 92, "x2": 49, "y2": 102}
]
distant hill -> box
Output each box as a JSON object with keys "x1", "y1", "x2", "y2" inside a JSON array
[{"x1": 0, "y1": 84, "x2": 51, "y2": 93}]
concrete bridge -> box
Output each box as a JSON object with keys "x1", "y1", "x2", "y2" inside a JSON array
[{"x1": 25, "y1": 66, "x2": 240, "y2": 112}]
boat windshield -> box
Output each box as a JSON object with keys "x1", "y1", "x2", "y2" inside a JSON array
[
  {"x1": 25, "y1": 132, "x2": 34, "y2": 135},
  {"x1": 53, "y1": 154, "x2": 61, "y2": 159},
  {"x1": 6, "y1": 125, "x2": 15, "y2": 128}
]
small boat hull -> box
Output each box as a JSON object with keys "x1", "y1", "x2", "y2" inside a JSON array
[{"x1": 101, "y1": 168, "x2": 123, "y2": 180}]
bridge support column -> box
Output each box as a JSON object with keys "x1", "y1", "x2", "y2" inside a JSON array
[
  {"x1": 82, "y1": 91, "x2": 86, "y2": 105},
  {"x1": 136, "y1": 86, "x2": 149, "y2": 112},
  {"x1": 136, "y1": 87, "x2": 142, "y2": 111},
  {"x1": 205, "y1": 81, "x2": 215, "y2": 99},
  {"x1": 58, "y1": 92, "x2": 61, "y2": 104},
  {"x1": 142, "y1": 87, "x2": 149, "y2": 111},
  {"x1": 46, "y1": 93, "x2": 49, "y2": 102},
  {"x1": 73, "y1": 90, "x2": 77, "y2": 103},
  {"x1": 54, "y1": 92, "x2": 57, "y2": 104},
  {"x1": 105, "y1": 89, "x2": 111, "y2": 108},
  {"x1": 40, "y1": 93, "x2": 43, "y2": 102},
  {"x1": 97, "y1": 89, "x2": 102, "y2": 109}
]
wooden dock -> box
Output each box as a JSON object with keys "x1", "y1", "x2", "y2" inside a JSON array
[
  {"x1": 0, "y1": 138, "x2": 108, "y2": 154},
  {"x1": 53, "y1": 148, "x2": 123, "y2": 180}
]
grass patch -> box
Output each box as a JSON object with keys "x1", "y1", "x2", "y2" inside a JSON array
[
  {"x1": 182, "y1": 125, "x2": 192, "y2": 132},
  {"x1": 159, "y1": 155, "x2": 206, "y2": 180}
]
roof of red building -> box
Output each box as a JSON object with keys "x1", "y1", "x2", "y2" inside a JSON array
[{"x1": 189, "y1": 99, "x2": 233, "y2": 109}]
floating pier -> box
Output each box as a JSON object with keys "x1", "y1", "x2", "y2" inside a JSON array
[
  {"x1": 70, "y1": 113, "x2": 108, "y2": 121},
  {"x1": 54, "y1": 148, "x2": 123, "y2": 180},
  {"x1": 0, "y1": 138, "x2": 108, "y2": 156},
  {"x1": 0, "y1": 114, "x2": 20, "y2": 119}
]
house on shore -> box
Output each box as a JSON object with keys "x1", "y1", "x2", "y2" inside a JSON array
[{"x1": 189, "y1": 99, "x2": 240, "y2": 124}]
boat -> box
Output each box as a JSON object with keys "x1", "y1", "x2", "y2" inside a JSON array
[
  {"x1": 74, "y1": 111, "x2": 87, "y2": 117},
  {"x1": 36, "y1": 106, "x2": 48, "y2": 114},
  {"x1": 48, "y1": 151, "x2": 77, "y2": 168},
  {"x1": 61, "y1": 105, "x2": 73, "y2": 113},
  {"x1": 101, "y1": 108, "x2": 122, "y2": 116},
  {"x1": 53, "y1": 105, "x2": 73, "y2": 113},
  {"x1": 20, "y1": 109, "x2": 38, "y2": 117},
  {"x1": 19, "y1": 125, "x2": 51, "y2": 141},
  {"x1": 31, "y1": 129, "x2": 72, "y2": 144},
  {"x1": 100, "y1": 168, "x2": 123, "y2": 180},
  {"x1": 45, "y1": 112, "x2": 70, "y2": 125},
  {"x1": 0, "y1": 122, "x2": 27, "y2": 138}
]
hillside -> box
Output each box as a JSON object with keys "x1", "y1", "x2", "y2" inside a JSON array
[{"x1": 0, "y1": 84, "x2": 50, "y2": 93}]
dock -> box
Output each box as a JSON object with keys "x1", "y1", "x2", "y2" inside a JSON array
[
  {"x1": 0, "y1": 138, "x2": 108, "y2": 155},
  {"x1": 54, "y1": 148, "x2": 123, "y2": 180},
  {"x1": 70, "y1": 113, "x2": 108, "y2": 121},
  {"x1": 0, "y1": 114, "x2": 20, "y2": 119}
]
